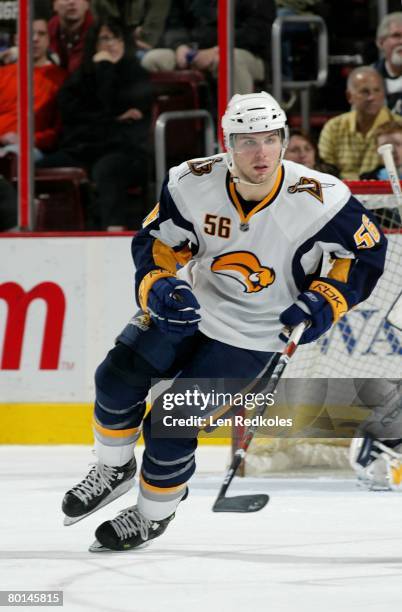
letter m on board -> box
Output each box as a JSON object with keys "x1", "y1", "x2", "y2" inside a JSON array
[{"x1": 0, "y1": 282, "x2": 66, "y2": 369}]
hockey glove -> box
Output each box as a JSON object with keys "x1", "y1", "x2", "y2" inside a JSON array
[
  {"x1": 147, "y1": 276, "x2": 201, "y2": 337},
  {"x1": 279, "y1": 290, "x2": 334, "y2": 344},
  {"x1": 280, "y1": 279, "x2": 350, "y2": 344}
]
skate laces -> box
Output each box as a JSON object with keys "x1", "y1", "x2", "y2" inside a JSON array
[
  {"x1": 110, "y1": 506, "x2": 152, "y2": 541},
  {"x1": 70, "y1": 463, "x2": 119, "y2": 504}
]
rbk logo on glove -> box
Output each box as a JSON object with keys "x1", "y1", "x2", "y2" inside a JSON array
[{"x1": 309, "y1": 280, "x2": 348, "y2": 321}]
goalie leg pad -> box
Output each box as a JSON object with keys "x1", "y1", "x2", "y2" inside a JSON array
[{"x1": 350, "y1": 435, "x2": 402, "y2": 491}]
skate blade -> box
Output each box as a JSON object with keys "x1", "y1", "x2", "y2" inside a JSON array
[
  {"x1": 356, "y1": 477, "x2": 391, "y2": 492},
  {"x1": 89, "y1": 539, "x2": 150, "y2": 553},
  {"x1": 89, "y1": 539, "x2": 109, "y2": 552},
  {"x1": 63, "y1": 477, "x2": 136, "y2": 526}
]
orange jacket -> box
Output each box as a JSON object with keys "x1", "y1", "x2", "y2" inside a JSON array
[{"x1": 0, "y1": 62, "x2": 67, "y2": 151}]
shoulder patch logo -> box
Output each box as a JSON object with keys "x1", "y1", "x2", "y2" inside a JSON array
[
  {"x1": 188, "y1": 157, "x2": 223, "y2": 176},
  {"x1": 287, "y1": 177, "x2": 332, "y2": 203},
  {"x1": 211, "y1": 251, "x2": 275, "y2": 293}
]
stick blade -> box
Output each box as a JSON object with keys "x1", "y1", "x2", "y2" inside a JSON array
[{"x1": 212, "y1": 494, "x2": 269, "y2": 513}]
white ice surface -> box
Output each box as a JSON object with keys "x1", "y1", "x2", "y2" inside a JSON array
[{"x1": 0, "y1": 445, "x2": 401, "y2": 612}]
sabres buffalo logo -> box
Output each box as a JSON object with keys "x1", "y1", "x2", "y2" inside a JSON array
[{"x1": 211, "y1": 251, "x2": 275, "y2": 293}]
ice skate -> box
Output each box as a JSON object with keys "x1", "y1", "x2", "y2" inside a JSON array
[
  {"x1": 62, "y1": 457, "x2": 137, "y2": 525},
  {"x1": 89, "y1": 487, "x2": 188, "y2": 552},
  {"x1": 89, "y1": 505, "x2": 175, "y2": 552}
]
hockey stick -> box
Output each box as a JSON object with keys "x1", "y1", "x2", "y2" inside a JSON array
[
  {"x1": 376, "y1": 144, "x2": 402, "y2": 331},
  {"x1": 377, "y1": 143, "x2": 402, "y2": 217},
  {"x1": 212, "y1": 321, "x2": 308, "y2": 513}
]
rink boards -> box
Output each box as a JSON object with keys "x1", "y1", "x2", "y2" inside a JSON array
[
  {"x1": 0, "y1": 234, "x2": 135, "y2": 442},
  {"x1": 0, "y1": 233, "x2": 401, "y2": 443}
]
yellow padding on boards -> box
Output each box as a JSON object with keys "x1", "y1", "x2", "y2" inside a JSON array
[
  {"x1": 0, "y1": 404, "x2": 94, "y2": 444},
  {"x1": 0, "y1": 404, "x2": 230, "y2": 444},
  {"x1": 250, "y1": 403, "x2": 371, "y2": 439}
]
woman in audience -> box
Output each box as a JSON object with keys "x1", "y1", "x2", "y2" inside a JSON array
[
  {"x1": 38, "y1": 18, "x2": 152, "y2": 230},
  {"x1": 285, "y1": 129, "x2": 339, "y2": 176}
]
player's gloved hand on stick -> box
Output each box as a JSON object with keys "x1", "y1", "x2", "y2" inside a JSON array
[
  {"x1": 279, "y1": 289, "x2": 334, "y2": 345},
  {"x1": 147, "y1": 276, "x2": 201, "y2": 337}
]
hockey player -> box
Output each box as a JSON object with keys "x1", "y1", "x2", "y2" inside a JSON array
[
  {"x1": 350, "y1": 434, "x2": 402, "y2": 490},
  {"x1": 62, "y1": 92, "x2": 387, "y2": 552},
  {"x1": 349, "y1": 378, "x2": 402, "y2": 490}
]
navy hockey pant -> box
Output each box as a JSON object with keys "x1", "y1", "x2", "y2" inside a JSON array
[{"x1": 94, "y1": 317, "x2": 274, "y2": 490}]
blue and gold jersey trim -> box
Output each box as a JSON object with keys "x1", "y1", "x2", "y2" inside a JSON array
[{"x1": 227, "y1": 165, "x2": 284, "y2": 225}]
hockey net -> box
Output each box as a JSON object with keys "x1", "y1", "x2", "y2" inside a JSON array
[{"x1": 234, "y1": 181, "x2": 402, "y2": 476}]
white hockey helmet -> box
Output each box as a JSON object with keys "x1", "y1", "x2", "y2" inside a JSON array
[{"x1": 222, "y1": 91, "x2": 289, "y2": 153}]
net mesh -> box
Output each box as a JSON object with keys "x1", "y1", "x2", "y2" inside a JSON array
[{"x1": 242, "y1": 181, "x2": 402, "y2": 475}]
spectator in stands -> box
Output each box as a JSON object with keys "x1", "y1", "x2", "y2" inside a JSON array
[
  {"x1": 0, "y1": 18, "x2": 67, "y2": 161},
  {"x1": 37, "y1": 18, "x2": 152, "y2": 230},
  {"x1": 142, "y1": 0, "x2": 275, "y2": 95},
  {"x1": 0, "y1": 176, "x2": 17, "y2": 231},
  {"x1": 374, "y1": 12, "x2": 402, "y2": 116},
  {"x1": 284, "y1": 129, "x2": 339, "y2": 175},
  {"x1": 275, "y1": 0, "x2": 323, "y2": 80},
  {"x1": 49, "y1": 0, "x2": 93, "y2": 73},
  {"x1": 35, "y1": 0, "x2": 53, "y2": 17},
  {"x1": 275, "y1": 0, "x2": 321, "y2": 11},
  {"x1": 0, "y1": 41, "x2": 17, "y2": 65},
  {"x1": 318, "y1": 66, "x2": 402, "y2": 180},
  {"x1": 360, "y1": 121, "x2": 402, "y2": 180},
  {"x1": 91, "y1": 0, "x2": 171, "y2": 64},
  {"x1": 0, "y1": 0, "x2": 17, "y2": 64}
]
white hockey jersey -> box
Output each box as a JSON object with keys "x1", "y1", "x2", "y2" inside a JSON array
[{"x1": 133, "y1": 154, "x2": 386, "y2": 352}]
